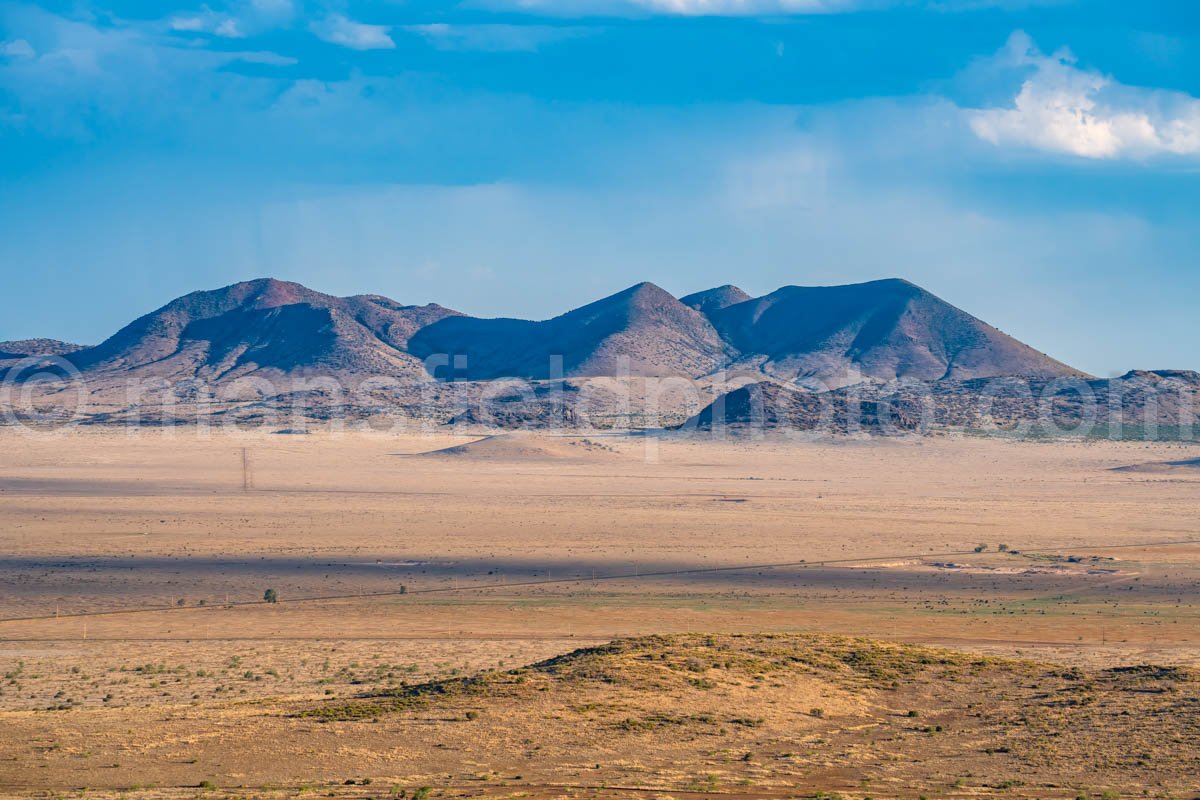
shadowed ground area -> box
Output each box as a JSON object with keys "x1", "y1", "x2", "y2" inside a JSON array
[{"x1": 1, "y1": 430, "x2": 1199, "y2": 797}]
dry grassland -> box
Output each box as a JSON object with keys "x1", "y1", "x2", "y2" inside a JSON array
[{"x1": 1, "y1": 429, "x2": 1198, "y2": 798}]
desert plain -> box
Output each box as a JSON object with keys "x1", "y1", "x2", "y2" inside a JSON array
[{"x1": 1, "y1": 428, "x2": 1198, "y2": 799}]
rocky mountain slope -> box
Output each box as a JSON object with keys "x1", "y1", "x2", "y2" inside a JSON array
[
  {"x1": 700, "y1": 279, "x2": 1083, "y2": 386},
  {"x1": 30, "y1": 277, "x2": 1085, "y2": 386},
  {"x1": 407, "y1": 282, "x2": 733, "y2": 379},
  {"x1": 64, "y1": 278, "x2": 460, "y2": 382}
]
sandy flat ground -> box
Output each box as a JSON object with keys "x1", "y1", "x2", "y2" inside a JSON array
[{"x1": 1, "y1": 428, "x2": 1199, "y2": 796}]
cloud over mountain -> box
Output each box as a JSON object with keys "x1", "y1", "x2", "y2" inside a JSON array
[{"x1": 968, "y1": 31, "x2": 1200, "y2": 159}]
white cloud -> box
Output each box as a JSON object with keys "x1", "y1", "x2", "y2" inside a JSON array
[
  {"x1": 967, "y1": 31, "x2": 1200, "y2": 159},
  {"x1": 1, "y1": 38, "x2": 35, "y2": 58},
  {"x1": 167, "y1": 0, "x2": 294, "y2": 38},
  {"x1": 403, "y1": 23, "x2": 593, "y2": 52},
  {"x1": 309, "y1": 14, "x2": 395, "y2": 51},
  {"x1": 169, "y1": 11, "x2": 244, "y2": 38},
  {"x1": 474, "y1": 0, "x2": 859, "y2": 15},
  {"x1": 484, "y1": 0, "x2": 1062, "y2": 15},
  {"x1": 630, "y1": 0, "x2": 845, "y2": 12}
]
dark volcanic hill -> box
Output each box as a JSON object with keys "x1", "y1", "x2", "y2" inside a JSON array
[
  {"x1": 706, "y1": 278, "x2": 1083, "y2": 385},
  {"x1": 0, "y1": 339, "x2": 84, "y2": 359},
  {"x1": 688, "y1": 380, "x2": 928, "y2": 434},
  {"x1": 68, "y1": 279, "x2": 460, "y2": 381},
  {"x1": 408, "y1": 282, "x2": 733, "y2": 379}
]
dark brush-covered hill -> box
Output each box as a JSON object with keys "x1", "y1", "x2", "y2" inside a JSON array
[{"x1": 0, "y1": 339, "x2": 85, "y2": 359}]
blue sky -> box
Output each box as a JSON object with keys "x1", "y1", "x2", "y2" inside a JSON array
[{"x1": 1, "y1": 0, "x2": 1198, "y2": 375}]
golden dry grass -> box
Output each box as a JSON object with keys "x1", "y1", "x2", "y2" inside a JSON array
[{"x1": 1, "y1": 429, "x2": 1199, "y2": 797}]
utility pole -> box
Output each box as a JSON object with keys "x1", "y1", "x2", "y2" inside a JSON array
[{"x1": 241, "y1": 448, "x2": 252, "y2": 491}]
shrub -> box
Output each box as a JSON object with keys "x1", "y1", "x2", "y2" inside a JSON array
[{"x1": 263, "y1": 588, "x2": 278, "y2": 604}]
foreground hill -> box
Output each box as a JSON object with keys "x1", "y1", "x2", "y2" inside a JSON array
[
  {"x1": 295, "y1": 634, "x2": 1199, "y2": 797},
  {"x1": 6, "y1": 633, "x2": 1195, "y2": 797}
]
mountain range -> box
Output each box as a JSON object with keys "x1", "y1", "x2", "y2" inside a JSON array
[{"x1": 21, "y1": 277, "x2": 1083, "y2": 386}]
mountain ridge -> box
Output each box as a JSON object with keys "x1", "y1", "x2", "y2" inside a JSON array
[{"x1": 12, "y1": 276, "x2": 1088, "y2": 386}]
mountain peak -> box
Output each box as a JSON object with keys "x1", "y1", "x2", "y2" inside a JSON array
[
  {"x1": 204, "y1": 278, "x2": 318, "y2": 310},
  {"x1": 680, "y1": 285, "x2": 752, "y2": 316},
  {"x1": 69, "y1": 278, "x2": 458, "y2": 379},
  {"x1": 706, "y1": 279, "x2": 1084, "y2": 385},
  {"x1": 616, "y1": 281, "x2": 675, "y2": 302},
  {"x1": 408, "y1": 280, "x2": 728, "y2": 380}
]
